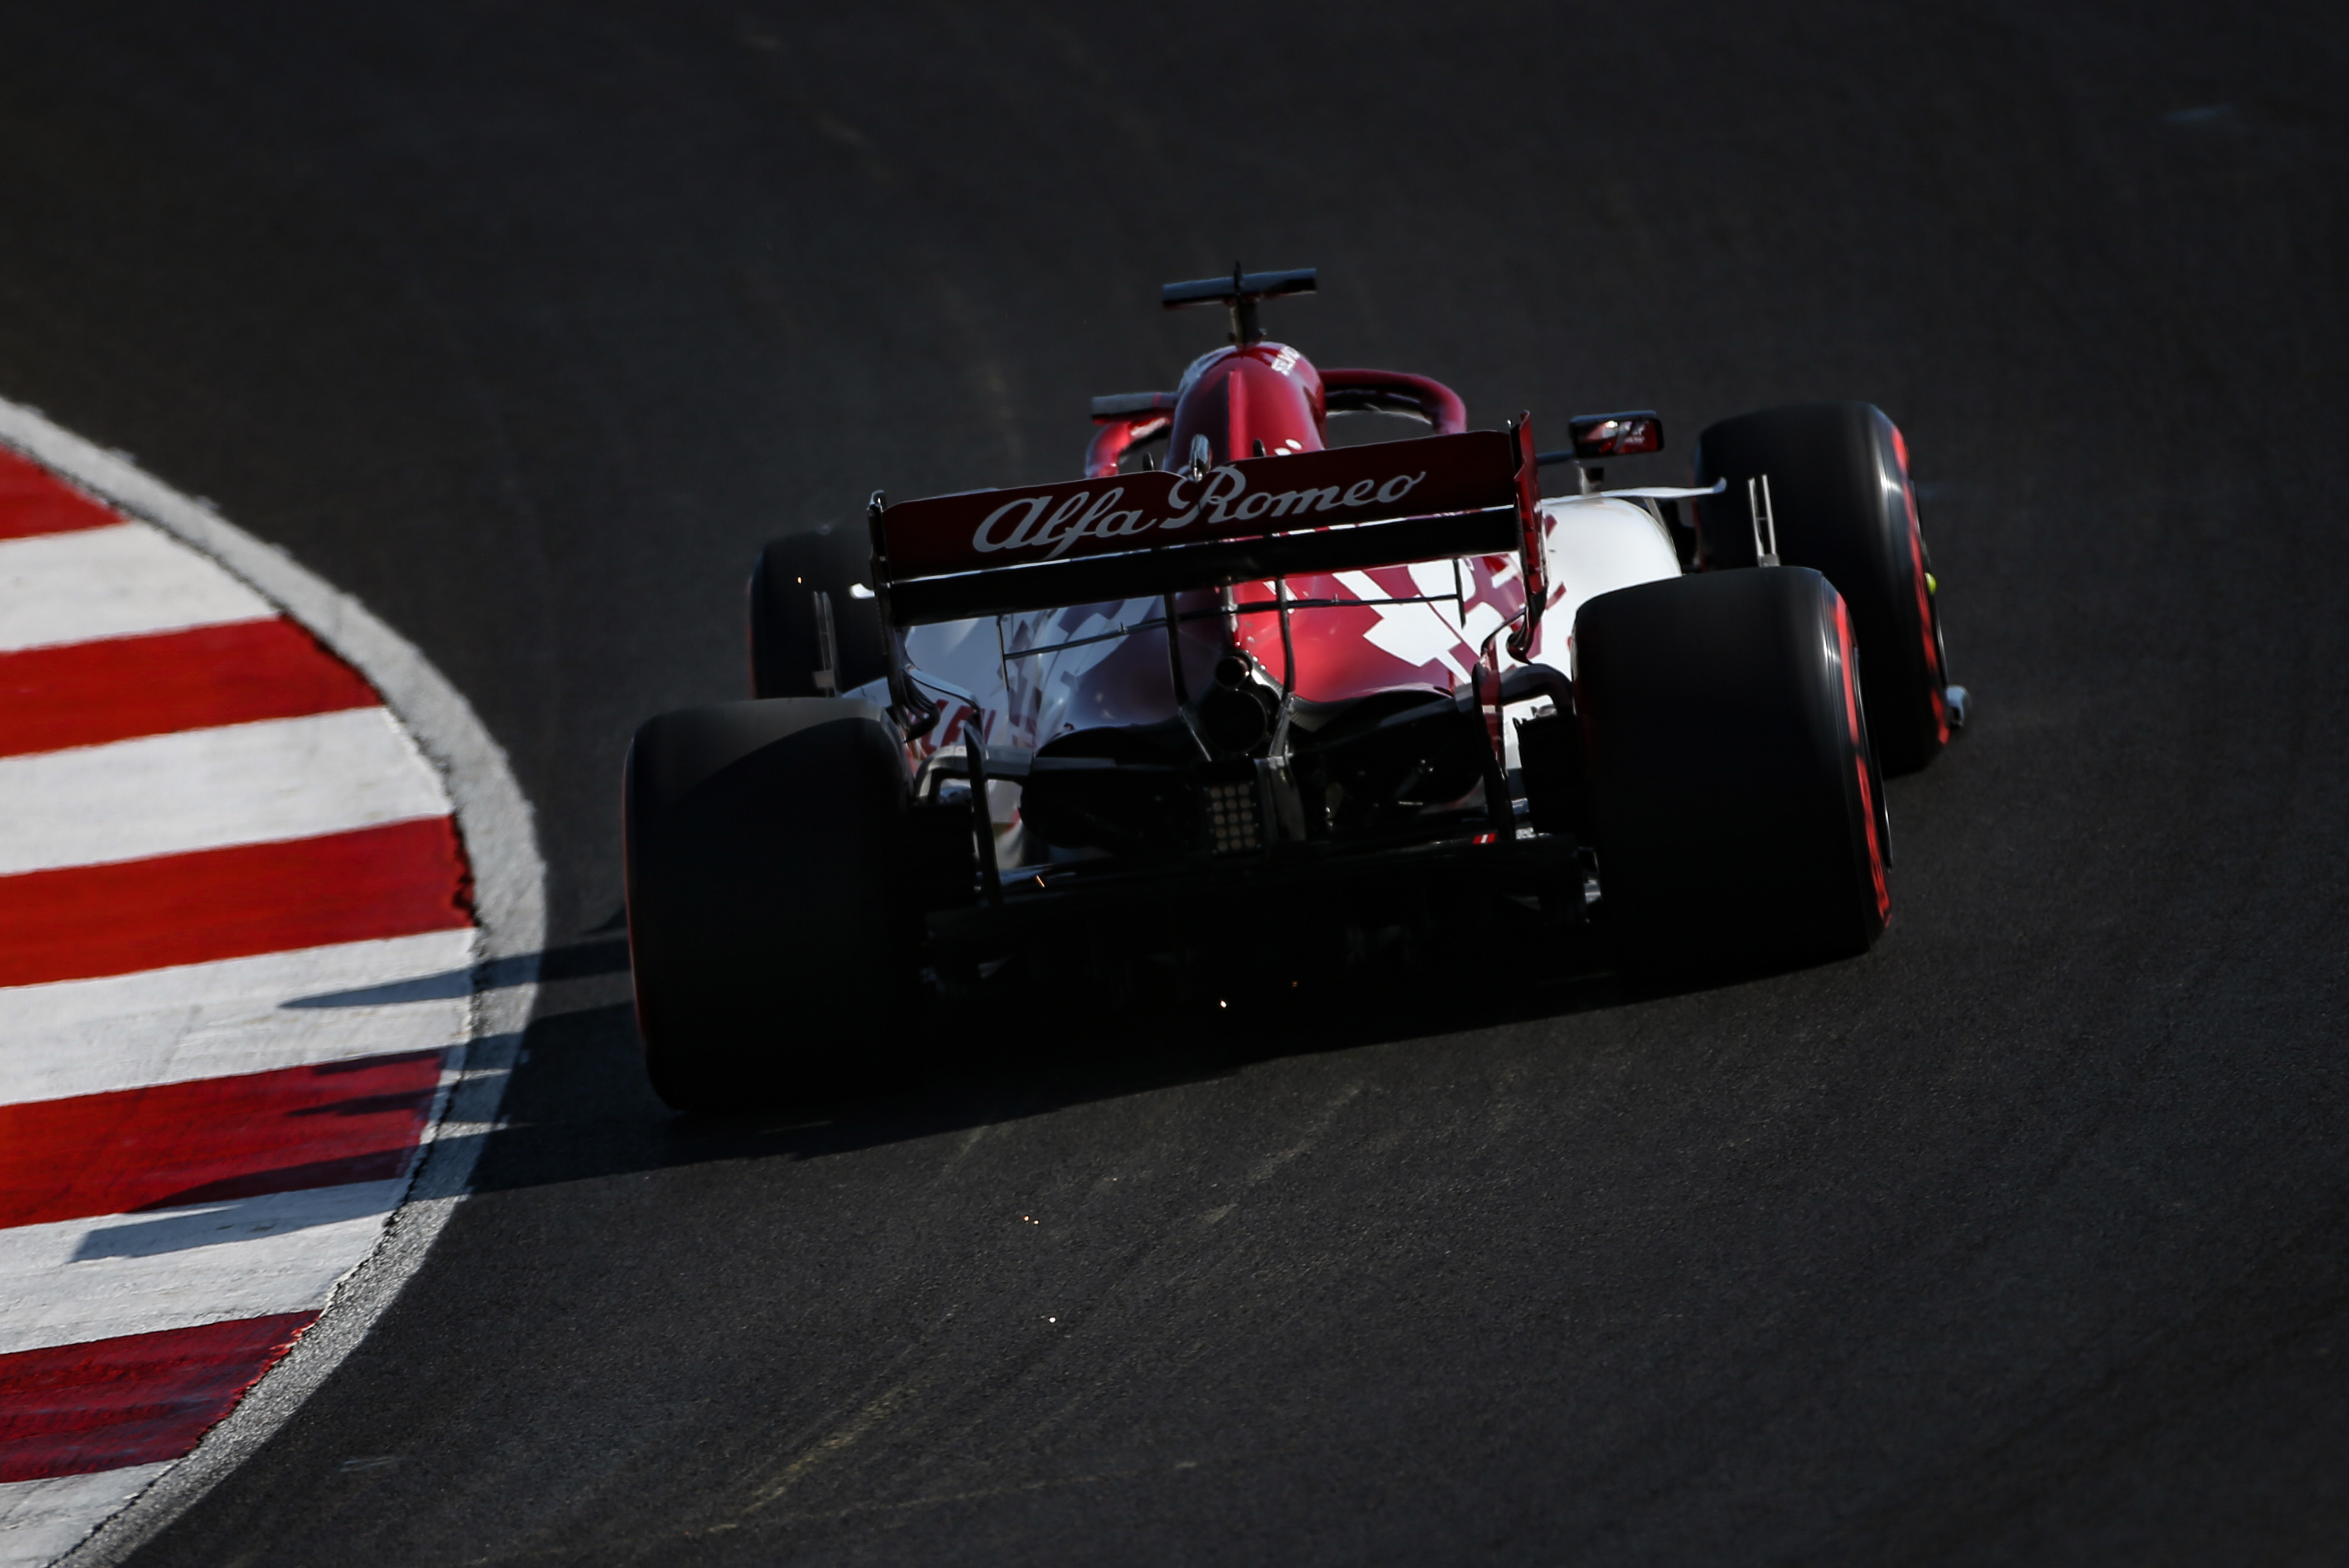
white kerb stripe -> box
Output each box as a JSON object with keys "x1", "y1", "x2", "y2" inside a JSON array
[
  {"x1": 0, "y1": 708, "x2": 450, "y2": 877},
  {"x1": 0, "y1": 1468, "x2": 176, "y2": 1568},
  {"x1": 0, "y1": 391, "x2": 544, "y2": 1568},
  {"x1": 0, "y1": 930, "x2": 478, "y2": 1106},
  {"x1": 0, "y1": 1181, "x2": 408, "y2": 1358},
  {"x1": 0, "y1": 524, "x2": 272, "y2": 654}
]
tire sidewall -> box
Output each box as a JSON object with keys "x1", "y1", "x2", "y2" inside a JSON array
[
  {"x1": 1694, "y1": 401, "x2": 1948, "y2": 773},
  {"x1": 625, "y1": 700, "x2": 915, "y2": 1109},
  {"x1": 1577, "y1": 568, "x2": 1886, "y2": 976}
]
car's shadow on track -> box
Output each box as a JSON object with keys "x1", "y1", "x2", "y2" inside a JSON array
[{"x1": 456, "y1": 939, "x2": 1801, "y2": 1200}]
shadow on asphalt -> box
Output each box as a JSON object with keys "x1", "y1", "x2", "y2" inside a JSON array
[
  {"x1": 284, "y1": 937, "x2": 634, "y2": 1009},
  {"x1": 453, "y1": 935, "x2": 1806, "y2": 1201}
]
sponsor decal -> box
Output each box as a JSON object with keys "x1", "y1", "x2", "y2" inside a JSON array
[
  {"x1": 883, "y1": 429, "x2": 1519, "y2": 578},
  {"x1": 970, "y1": 465, "x2": 1428, "y2": 559}
]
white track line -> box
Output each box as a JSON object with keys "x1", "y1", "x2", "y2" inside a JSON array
[
  {"x1": 0, "y1": 1181, "x2": 409, "y2": 1358},
  {"x1": 0, "y1": 526, "x2": 270, "y2": 654},
  {"x1": 0, "y1": 1470, "x2": 174, "y2": 1568},
  {"x1": 0, "y1": 403, "x2": 544, "y2": 1568},
  {"x1": 0, "y1": 708, "x2": 449, "y2": 876},
  {"x1": 0, "y1": 930, "x2": 478, "y2": 1106}
]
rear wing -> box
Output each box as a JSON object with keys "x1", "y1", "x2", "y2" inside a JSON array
[
  {"x1": 867, "y1": 420, "x2": 1545, "y2": 734},
  {"x1": 871, "y1": 422, "x2": 1541, "y2": 623}
]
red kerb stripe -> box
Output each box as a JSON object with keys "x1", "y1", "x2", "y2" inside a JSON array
[
  {"x1": 0, "y1": 1052, "x2": 444, "y2": 1230},
  {"x1": 0, "y1": 448, "x2": 120, "y2": 541},
  {"x1": 0, "y1": 618, "x2": 377, "y2": 759},
  {"x1": 0, "y1": 818, "x2": 473, "y2": 988},
  {"x1": 0, "y1": 1314, "x2": 316, "y2": 1482}
]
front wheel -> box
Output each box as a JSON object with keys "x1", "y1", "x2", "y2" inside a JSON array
[
  {"x1": 748, "y1": 523, "x2": 890, "y2": 700},
  {"x1": 1575, "y1": 567, "x2": 1890, "y2": 977},
  {"x1": 624, "y1": 698, "x2": 917, "y2": 1110},
  {"x1": 1694, "y1": 401, "x2": 1952, "y2": 773}
]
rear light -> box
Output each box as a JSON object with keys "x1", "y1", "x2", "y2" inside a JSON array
[{"x1": 1201, "y1": 778, "x2": 1264, "y2": 854}]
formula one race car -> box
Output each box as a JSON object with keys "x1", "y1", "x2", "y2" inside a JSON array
[{"x1": 624, "y1": 267, "x2": 1963, "y2": 1110}]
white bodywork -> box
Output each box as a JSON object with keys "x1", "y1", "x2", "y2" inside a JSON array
[{"x1": 1529, "y1": 494, "x2": 1685, "y2": 675}]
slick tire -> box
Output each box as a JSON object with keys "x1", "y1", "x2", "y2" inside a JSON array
[
  {"x1": 1693, "y1": 401, "x2": 1952, "y2": 773},
  {"x1": 1576, "y1": 568, "x2": 1891, "y2": 977},
  {"x1": 748, "y1": 523, "x2": 890, "y2": 700},
  {"x1": 624, "y1": 698, "x2": 916, "y2": 1111}
]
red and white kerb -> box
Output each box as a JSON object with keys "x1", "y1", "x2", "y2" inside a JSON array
[{"x1": 0, "y1": 449, "x2": 476, "y2": 1565}]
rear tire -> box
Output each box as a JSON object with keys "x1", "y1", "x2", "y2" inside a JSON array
[
  {"x1": 1576, "y1": 568, "x2": 1890, "y2": 976},
  {"x1": 748, "y1": 524, "x2": 890, "y2": 700},
  {"x1": 1694, "y1": 401, "x2": 1951, "y2": 773},
  {"x1": 624, "y1": 698, "x2": 916, "y2": 1111}
]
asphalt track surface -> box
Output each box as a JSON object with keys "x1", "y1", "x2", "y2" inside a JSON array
[{"x1": 3, "y1": 4, "x2": 2345, "y2": 1562}]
